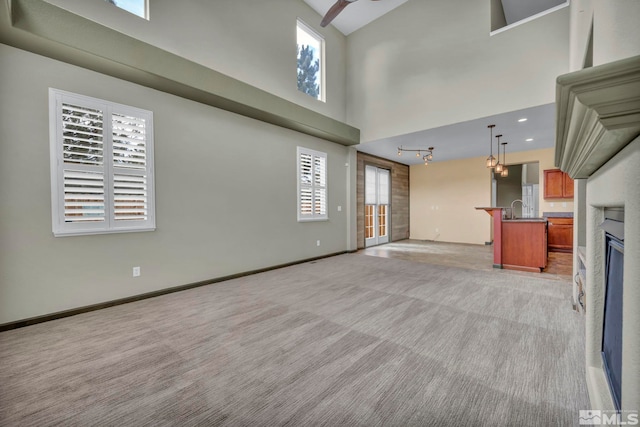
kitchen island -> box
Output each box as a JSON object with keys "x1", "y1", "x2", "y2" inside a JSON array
[
  {"x1": 501, "y1": 218, "x2": 548, "y2": 272},
  {"x1": 476, "y1": 207, "x2": 548, "y2": 272}
]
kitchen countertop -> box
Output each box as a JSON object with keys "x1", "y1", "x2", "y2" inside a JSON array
[
  {"x1": 542, "y1": 212, "x2": 574, "y2": 218},
  {"x1": 502, "y1": 218, "x2": 547, "y2": 223}
]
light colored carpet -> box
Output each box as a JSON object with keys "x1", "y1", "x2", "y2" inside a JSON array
[{"x1": 0, "y1": 253, "x2": 589, "y2": 426}]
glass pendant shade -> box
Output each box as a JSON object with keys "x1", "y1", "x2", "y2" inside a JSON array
[
  {"x1": 500, "y1": 142, "x2": 508, "y2": 177},
  {"x1": 495, "y1": 163, "x2": 504, "y2": 173},
  {"x1": 486, "y1": 155, "x2": 497, "y2": 168}
]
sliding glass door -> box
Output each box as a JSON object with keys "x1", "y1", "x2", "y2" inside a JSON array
[{"x1": 365, "y1": 166, "x2": 390, "y2": 247}]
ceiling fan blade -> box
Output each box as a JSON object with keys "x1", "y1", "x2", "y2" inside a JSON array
[{"x1": 320, "y1": 0, "x2": 353, "y2": 27}]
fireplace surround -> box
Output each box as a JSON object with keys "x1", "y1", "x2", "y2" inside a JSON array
[{"x1": 556, "y1": 55, "x2": 640, "y2": 412}]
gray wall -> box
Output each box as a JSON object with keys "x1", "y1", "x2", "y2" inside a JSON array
[
  {"x1": 346, "y1": 0, "x2": 570, "y2": 142},
  {"x1": 45, "y1": 0, "x2": 348, "y2": 123},
  {"x1": 0, "y1": 44, "x2": 350, "y2": 324}
]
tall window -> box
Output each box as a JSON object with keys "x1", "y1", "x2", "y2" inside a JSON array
[
  {"x1": 297, "y1": 147, "x2": 327, "y2": 221},
  {"x1": 49, "y1": 89, "x2": 155, "y2": 236},
  {"x1": 296, "y1": 20, "x2": 325, "y2": 102},
  {"x1": 104, "y1": 0, "x2": 148, "y2": 19}
]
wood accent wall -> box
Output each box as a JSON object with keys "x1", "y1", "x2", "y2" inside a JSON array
[{"x1": 357, "y1": 152, "x2": 410, "y2": 248}]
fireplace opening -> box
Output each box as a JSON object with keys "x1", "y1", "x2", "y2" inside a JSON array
[{"x1": 600, "y1": 208, "x2": 624, "y2": 410}]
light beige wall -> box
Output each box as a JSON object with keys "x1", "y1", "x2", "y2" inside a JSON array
[
  {"x1": 410, "y1": 147, "x2": 573, "y2": 245},
  {"x1": 45, "y1": 0, "x2": 347, "y2": 122},
  {"x1": 410, "y1": 156, "x2": 491, "y2": 245},
  {"x1": 346, "y1": 0, "x2": 570, "y2": 142},
  {"x1": 0, "y1": 44, "x2": 350, "y2": 324}
]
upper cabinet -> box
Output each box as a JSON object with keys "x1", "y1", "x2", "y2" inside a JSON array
[{"x1": 544, "y1": 169, "x2": 574, "y2": 199}]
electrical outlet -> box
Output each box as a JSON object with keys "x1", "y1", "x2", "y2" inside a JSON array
[
  {"x1": 337, "y1": 206, "x2": 342, "y2": 212},
  {"x1": 562, "y1": 202, "x2": 567, "y2": 208},
  {"x1": 435, "y1": 228, "x2": 439, "y2": 233},
  {"x1": 550, "y1": 202, "x2": 555, "y2": 207},
  {"x1": 133, "y1": 266, "x2": 141, "y2": 277},
  {"x1": 316, "y1": 240, "x2": 320, "y2": 247}
]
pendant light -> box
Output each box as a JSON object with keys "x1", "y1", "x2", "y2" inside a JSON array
[
  {"x1": 485, "y1": 124, "x2": 497, "y2": 168},
  {"x1": 500, "y1": 142, "x2": 509, "y2": 177},
  {"x1": 494, "y1": 134, "x2": 504, "y2": 173}
]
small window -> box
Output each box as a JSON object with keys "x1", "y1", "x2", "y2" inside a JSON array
[
  {"x1": 104, "y1": 0, "x2": 148, "y2": 19},
  {"x1": 49, "y1": 89, "x2": 155, "y2": 236},
  {"x1": 297, "y1": 147, "x2": 327, "y2": 221},
  {"x1": 296, "y1": 20, "x2": 325, "y2": 102},
  {"x1": 491, "y1": 0, "x2": 568, "y2": 33}
]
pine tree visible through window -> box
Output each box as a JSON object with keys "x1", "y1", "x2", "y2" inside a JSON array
[
  {"x1": 297, "y1": 20, "x2": 324, "y2": 101},
  {"x1": 104, "y1": 0, "x2": 147, "y2": 19}
]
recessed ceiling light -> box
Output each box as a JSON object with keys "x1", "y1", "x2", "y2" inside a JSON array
[
  {"x1": 526, "y1": 138, "x2": 533, "y2": 142},
  {"x1": 518, "y1": 118, "x2": 527, "y2": 122}
]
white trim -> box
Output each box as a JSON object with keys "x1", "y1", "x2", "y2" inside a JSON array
[
  {"x1": 296, "y1": 19, "x2": 326, "y2": 103},
  {"x1": 490, "y1": 1, "x2": 570, "y2": 36}
]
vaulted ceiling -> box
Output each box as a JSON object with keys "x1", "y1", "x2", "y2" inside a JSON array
[{"x1": 303, "y1": 0, "x2": 568, "y2": 165}]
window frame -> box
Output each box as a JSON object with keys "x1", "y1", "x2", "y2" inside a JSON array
[
  {"x1": 297, "y1": 147, "x2": 328, "y2": 222},
  {"x1": 296, "y1": 19, "x2": 326, "y2": 102},
  {"x1": 49, "y1": 88, "x2": 155, "y2": 237}
]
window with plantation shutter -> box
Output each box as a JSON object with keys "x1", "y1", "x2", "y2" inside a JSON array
[
  {"x1": 297, "y1": 147, "x2": 327, "y2": 221},
  {"x1": 49, "y1": 89, "x2": 155, "y2": 236}
]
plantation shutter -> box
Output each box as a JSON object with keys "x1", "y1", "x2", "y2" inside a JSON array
[
  {"x1": 112, "y1": 112, "x2": 149, "y2": 223},
  {"x1": 299, "y1": 152, "x2": 313, "y2": 217},
  {"x1": 298, "y1": 147, "x2": 327, "y2": 221},
  {"x1": 313, "y1": 155, "x2": 327, "y2": 216},
  {"x1": 50, "y1": 89, "x2": 155, "y2": 236},
  {"x1": 60, "y1": 103, "x2": 106, "y2": 225}
]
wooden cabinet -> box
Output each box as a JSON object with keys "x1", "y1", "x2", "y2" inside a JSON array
[
  {"x1": 544, "y1": 169, "x2": 574, "y2": 199},
  {"x1": 548, "y1": 217, "x2": 573, "y2": 253},
  {"x1": 501, "y1": 220, "x2": 548, "y2": 272}
]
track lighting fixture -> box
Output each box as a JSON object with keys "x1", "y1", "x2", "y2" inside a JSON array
[{"x1": 397, "y1": 146, "x2": 435, "y2": 167}]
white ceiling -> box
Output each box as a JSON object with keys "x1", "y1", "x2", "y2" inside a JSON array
[
  {"x1": 356, "y1": 104, "x2": 557, "y2": 165},
  {"x1": 302, "y1": 1, "x2": 561, "y2": 165},
  {"x1": 303, "y1": 0, "x2": 410, "y2": 35}
]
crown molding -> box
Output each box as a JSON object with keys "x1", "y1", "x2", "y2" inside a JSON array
[{"x1": 555, "y1": 55, "x2": 640, "y2": 179}]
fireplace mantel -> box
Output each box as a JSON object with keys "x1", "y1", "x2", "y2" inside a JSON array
[{"x1": 555, "y1": 55, "x2": 640, "y2": 179}]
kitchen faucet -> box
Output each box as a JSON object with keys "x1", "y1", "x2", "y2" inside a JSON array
[{"x1": 510, "y1": 199, "x2": 527, "y2": 219}]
